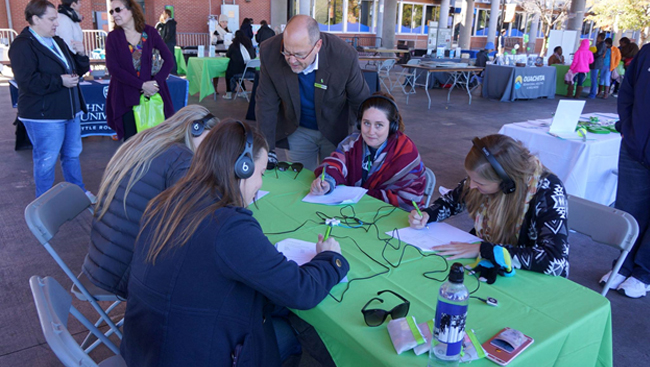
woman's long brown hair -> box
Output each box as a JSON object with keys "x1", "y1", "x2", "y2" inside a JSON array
[
  {"x1": 111, "y1": 0, "x2": 145, "y2": 33},
  {"x1": 138, "y1": 120, "x2": 268, "y2": 264}
]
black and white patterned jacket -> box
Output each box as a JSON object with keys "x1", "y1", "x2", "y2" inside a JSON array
[{"x1": 424, "y1": 173, "x2": 569, "y2": 277}]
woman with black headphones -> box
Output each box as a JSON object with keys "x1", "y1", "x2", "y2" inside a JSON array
[
  {"x1": 310, "y1": 92, "x2": 427, "y2": 211},
  {"x1": 83, "y1": 105, "x2": 218, "y2": 299},
  {"x1": 121, "y1": 120, "x2": 349, "y2": 366},
  {"x1": 409, "y1": 134, "x2": 570, "y2": 278}
]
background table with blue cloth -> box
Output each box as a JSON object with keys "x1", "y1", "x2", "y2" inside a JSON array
[
  {"x1": 551, "y1": 64, "x2": 592, "y2": 95},
  {"x1": 252, "y1": 172, "x2": 612, "y2": 366},
  {"x1": 9, "y1": 75, "x2": 189, "y2": 138},
  {"x1": 482, "y1": 64, "x2": 556, "y2": 101}
]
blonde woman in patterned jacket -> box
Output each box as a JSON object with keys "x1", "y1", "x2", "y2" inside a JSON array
[{"x1": 409, "y1": 134, "x2": 570, "y2": 278}]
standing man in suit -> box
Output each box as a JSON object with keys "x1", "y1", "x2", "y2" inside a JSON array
[
  {"x1": 256, "y1": 15, "x2": 370, "y2": 171},
  {"x1": 160, "y1": 8, "x2": 176, "y2": 74}
]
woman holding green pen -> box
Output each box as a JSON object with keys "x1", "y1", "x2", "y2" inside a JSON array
[
  {"x1": 310, "y1": 92, "x2": 426, "y2": 211},
  {"x1": 409, "y1": 135, "x2": 570, "y2": 277}
]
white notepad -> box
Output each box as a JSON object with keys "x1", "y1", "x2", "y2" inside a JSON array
[
  {"x1": 548, "y1": 100, "x2": 586, "y2": 139},
  {"x1": 386, "y1": 223, "x2": 481, "y2": 252},
  {"x1": 275, "y1": 238, "x2": 348, "y2": 282},
  {"x1": 302, "y1": 186, "x2": 367, "y2": 205}
]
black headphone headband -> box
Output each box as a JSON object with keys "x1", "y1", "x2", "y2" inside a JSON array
[
  {"x1": 357, "y1": 95, "x2": 400, "y2": 135},
  {"x1": 191, "y1": 113, "x2": 215, "y2": 137},
  {"x1": 471, "y1": 137, "x2": 516, "y2": 194},
  {"x1": 234, "y1": 121, "x2": 255, "y2": 179}
]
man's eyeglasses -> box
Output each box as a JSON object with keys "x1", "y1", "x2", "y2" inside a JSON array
[
  {"x1": 281, "y1": 39, "x2": 320, "y2": 61},
  {"x1": 275, "y1": 162, "x2": 303, "y2": 179},
  {"x1": 361, "y1": 290, "x2": 410, "y2": 327},
  {"x1": 109, "y1": 6, "x2": 125, "y2": 15}
]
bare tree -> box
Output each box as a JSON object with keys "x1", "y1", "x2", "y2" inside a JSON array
[{"x1": 521, "y1": 0, "x2": 572, "y2": 55}]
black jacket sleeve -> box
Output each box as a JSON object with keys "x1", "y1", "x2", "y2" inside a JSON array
[
  {"x1": 9, "y1": 38, "x2": 64, "y2": 95},
  {"x1": 424, "y1": 179, "x2": 467, "y2": 223}
]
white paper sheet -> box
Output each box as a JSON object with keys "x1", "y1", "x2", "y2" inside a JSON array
[
  {"x1": 386, "y1": 223, "x2": 481, "y2": 252},
  {"x1": 302, "y1": 186, "x2": 367, "y2": 205},
  {"x1": 275, "y1": 238, "x2": 348, "y2": 282}
]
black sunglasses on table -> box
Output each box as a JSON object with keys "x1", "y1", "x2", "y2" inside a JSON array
[
  {"x1": 274, "y1": 162, "x2": 303, "y2": 179},
  {"x1": 361, "y1": 290, "x2": 410, "y2": 327}
]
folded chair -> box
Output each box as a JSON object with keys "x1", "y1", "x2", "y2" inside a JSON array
[
  {"x1": 24, "y1": 182, "x2": 123, "y2": 351},
  {"x1": 233, "y1": 58, "x2": 261, "y2": 102},
  {"x1": 376, "y1": 58, "x2": 396, "y2": 93},
  {"x1": 391, "y1": 59, "x2": 421, "y2": 104},
  {"x1": 29, "y1": 276, "x2": 126, "y2": 367},
  {"x1": 567, "y1": 195, "x2": 639, "y2": 296}
]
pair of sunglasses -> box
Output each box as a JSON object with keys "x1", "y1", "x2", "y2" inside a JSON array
[
  {"x1": 361, "y1": 290, "x2": 410, "y2": 327},
  {"x1": 274, "y1": 162, "x2": 303, "y2": 179},
  {"x1": 109, "y1": 6, "x2": 126, "y2": 15}
]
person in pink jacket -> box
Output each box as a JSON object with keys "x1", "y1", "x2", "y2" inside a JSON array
[{"x1": 567, "y1": 39, "x2": 594, "y2": 98}]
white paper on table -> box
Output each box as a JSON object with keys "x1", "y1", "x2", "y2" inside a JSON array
[
  {"x1": 302, "y1": 186, "x2": 367, "y2": 205},
  {"x1": 249, "y1": 190, "x2": 269, "y2": 205},
  {"x1": 275, "y1": 238, "x2": 348, "y2": 282},
  {"x1": 79, "y1": 81, "x2": 92, "y2": 85},
  {"x1": 386, "y1": 222, "x2": 481, "y2": 252},
  {"x1": 94, "y1": 79, "x2": 110, "y2": 84}
]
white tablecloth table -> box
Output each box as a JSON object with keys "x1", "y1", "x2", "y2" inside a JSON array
[{"x1": 499, "y1": 122, "x2": 621, "y2": 206}]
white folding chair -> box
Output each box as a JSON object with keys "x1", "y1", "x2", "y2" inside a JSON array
[
  {"x1": 24, "y1": 182, "x2": 123, "y2": 351},
  {"x1": 391, "y1": 59, "x2": 421, "y2": 103},
  {"x1": 567, "y1": 195, "x2": 639, "y2": 296},
  {"x1": 29, "y1": 276, "x2": 126, "y2": 367},
  {"x1": 424, "y1": 167, "x2": 436, "y2": 208},
  {"x1": 377, "y1": 59, "x2": 396, "y2": 93},
  {"x1": 233, "y1": 58, "x2": 260, "y2": 102}
]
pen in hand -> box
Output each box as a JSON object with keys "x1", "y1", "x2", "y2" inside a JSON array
[{"x1": 412, "y1": 200, "x2": 429, "y2": 229}]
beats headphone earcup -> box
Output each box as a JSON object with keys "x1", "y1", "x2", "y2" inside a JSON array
[
  {"x1": 191, "y1": 121, "x2": 204, "y2": 137},
  {"x1": 234, "y1": 155, "x2": 254, "y2": 179}
]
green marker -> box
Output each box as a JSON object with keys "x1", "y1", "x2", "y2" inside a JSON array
[
  {"x1": 321, "y1": 164, "x2": 327, "y2": 182},
  {"x1": 412, "y1": 200, "x2": 423, "y2": 217},
  {"x1": 324, "y1": 225, "x2": 332, "y2": 241}
]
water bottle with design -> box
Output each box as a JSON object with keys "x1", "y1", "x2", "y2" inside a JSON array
[{"x1": 428, "y1": 262, "x2": 469, "y2": 367}]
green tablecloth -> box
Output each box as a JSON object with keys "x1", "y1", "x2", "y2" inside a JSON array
[
  {"x1": 174, "y1": 47, "x2": 187, "y2": 75},
  {"x1": 251, "y1": 172, "x2": 613, "y2": 367},
  {"x1": 186, "y1": 57, "x2": 230, "y2": 101},
  {"x1": 552, "y1": 64, "x2": 592, "y2": 96}
]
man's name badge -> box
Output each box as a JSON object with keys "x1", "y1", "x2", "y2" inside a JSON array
[{"x1": 314, "y1": 83, "x2": 328, "y2": 90}]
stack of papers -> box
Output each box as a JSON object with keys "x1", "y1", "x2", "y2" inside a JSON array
[
  {"x1": 275, "y1": 238, "x2": 348, "y2": 282},
  {"x1": 302, "y1": 186, "x2": 367, "y2": 205},
  {"x1": 386, "y1": 223, "x2": 481, "y2": 252}
]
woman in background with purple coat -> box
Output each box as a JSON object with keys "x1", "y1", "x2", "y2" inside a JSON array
[{"x1": 105, "y1": 0, "x2": 174, "y2": 141}]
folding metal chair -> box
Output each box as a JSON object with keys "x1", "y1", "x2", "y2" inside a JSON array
[
  {"x1": 233, "y1": 58, "x2": 261, "y2": 102},
  {"x1": 29, "y1": 276, "x2": 126, "y2": 367},
  {"x1": 376, "y1": 59, "x2": 396, "y2": 93},
  {"x1": 567, "y1": 195, "x2": 639, "y2": 296},
  {"x1": 424, "y1": 167, "x2": 436, "y2": 208},
  {"x1": 391, "y1": 59, "x2": 421, "y2": 104},
  {"x1": 24, "y1": 182, "x2": 123, "y2": 351}
]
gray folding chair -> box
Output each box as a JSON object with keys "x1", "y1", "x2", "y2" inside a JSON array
[
  {"x1": 24, "y1": 182, "x2": 123, "y2": 351},
  {"x1": 391, "y1": 59, "x2": 420, "y2": 104},
  {"x1": 29, "y1": 276, "x2": 126, "y2": 367},
  {"x1": 567, "y1": 195, "x2": 639, "y2": 296},
  {"x1": 234, "y1": 58, "x2": 260, "y2": 102},
  {"x1": 376, "y1": 59, "x2": 396, "y2": 93},
  {"x1": 424, "y1": 167, "x2": 436, "y2": 208}
]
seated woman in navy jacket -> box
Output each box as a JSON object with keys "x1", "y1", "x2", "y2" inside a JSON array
[{"x1": 121, "y1": 120, "x2": 349, "y2": 366}]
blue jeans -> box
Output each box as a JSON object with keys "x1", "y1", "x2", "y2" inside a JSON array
[
  {"x1": 272, "y1": 316, "x2": 301, "y2": 361},
  {"x1": 22, "y1": 116, "x2": 86, "y2": 197},
  {"x1": 615, "y1": 144, "x2": 650, "y2": 284},
  {"x1": 589, "y1": 70, "x2": 599, "y2": 97},
  {"x1": 573, "y1": 72, "x2": 586, "y2": 86},
  {"x1": 599, "y1": 68, "x2": 611, "y2": 87}
]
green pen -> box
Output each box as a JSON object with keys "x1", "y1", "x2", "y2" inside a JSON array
[
  {"x1": 321, "y1": 164, "x2": 327, "y2": 183},
  {"x1": 324, "y1": 225, "x2": 332, "y2": 241},
  {"x1": 412, "y1": 200, "x2": 423, "y2": 216}
]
